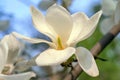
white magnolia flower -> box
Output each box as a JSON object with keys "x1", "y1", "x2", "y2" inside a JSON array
[
  {"x1": 100, "y1": 0, "x2": 120, "y2": 34},
  {"x1": 0, "y1": 34, "x2": 36, "y2": 80},
  {"x1": 12, "y1": 4, "x2": 102, "y2": 77}
]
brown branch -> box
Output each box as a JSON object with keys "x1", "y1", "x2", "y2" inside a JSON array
[{"x1": 64, "y1": 23, "x2": 120, "y2": 80}]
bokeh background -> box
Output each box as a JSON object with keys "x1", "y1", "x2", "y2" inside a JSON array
[{"x1": 0, "y1": 0, "x2": 120, "y2": 80}]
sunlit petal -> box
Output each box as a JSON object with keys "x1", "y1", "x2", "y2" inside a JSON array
[
  {"x1": 75, "y1": 47, "x2": 99, "y2": 77},
  {"x1": 101, "y1": 0, "x2": 116, "y2": 16},
  {"x1": 35, "y1": 47, "x2": 75, "y2": 66},
  {"x1": 114, "y1": 1, "x2": 120, "y2": 24},
  {"x1": 0, "y1": 72, "x2": 36, "y2": 80},
  {"x1": 67, "y1": 10, "x2": 102, "y2": 45},
  {"x1": 76, "y1": 10, "x2": 102, "y2": 42},
  {"x1": 12, "y1": 32, "x2": 56, "y2": 48},
  {"x1": 46, "y1": 4, "x2": 73, "y2": 44},
  {"x1": 31, "y1": 6, "x2": 57, "y2": 42},
  {"x1": 67, "y1": 12, "x2": 85, "y2": 46}
]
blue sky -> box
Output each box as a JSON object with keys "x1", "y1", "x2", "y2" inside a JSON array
[{"x1": 0, "y1": 0, "x2": 100, "y2": 17}]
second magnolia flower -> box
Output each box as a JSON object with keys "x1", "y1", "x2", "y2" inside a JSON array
[{"x1": 12, "y1": 4, "x2": 102, "y2": 77}]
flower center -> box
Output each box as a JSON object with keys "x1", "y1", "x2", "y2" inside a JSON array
[
  {"x1": 57, "y1": 37, "x2": 65, "y2": 50},
  {"x1": 2, "y1": 64, "x2": 14, "y2": 75},
  {"x1": 2, "y1": 66, "x2": 10, "y2": 75}
]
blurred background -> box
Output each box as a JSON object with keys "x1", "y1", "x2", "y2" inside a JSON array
[{"x1": 0, "y1": 0, "x2": 120, "y2": 80}]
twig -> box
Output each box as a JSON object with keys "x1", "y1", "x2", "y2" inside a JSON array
[{"x1": 64, "y1": 23, "x2": 120, "y2": 80}]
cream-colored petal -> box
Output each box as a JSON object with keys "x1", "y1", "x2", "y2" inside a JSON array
[
  {"x1": 75, "y1": 47, "x2": 99, "y2": 77},
  {"x1": 67, "y1": 10, "x2": 102, "y2": 46},
  {"x1": 1, "y1": 34, "x2": 21, "y2": 64},
  {"x1": 12, "y1": 32, "x2": 56, "y2": 48},
  {"x1": 31, "y1": 6, "x2": 57, "y2": 42},
  {"x1": 114, "y1": 1, "x2": 120, "y2": 24},
  {"x1": 35, "y1": 47, "x2": 75, "y2": 66},
  {"x1": 0, "y1": 72, "x2": 36, "y2": 80},
  {"x1": 76, "y1": 10, "x2": 102, "y2": 41},
  {"x1": 100, "y1": 17, "x2": 114, "y2": 34},
  {"x1": 101, "y1": 0, "x2": 116, "y2": 16},
  {"x1": 0, "y1": 42, "x2": 8, "y2": 73},
  {"x1": 46, "y1": 4, "x2": 73, "y2": 44},
  {"x1": 67, "y1": 12, "x2": 85, "y2": 46}
]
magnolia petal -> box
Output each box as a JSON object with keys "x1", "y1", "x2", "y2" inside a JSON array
[
  {"x1": 1, "y1": 34, "x2": 21, "y2": 64},
  {"x1": 12, "y1": 32, "x2": 56, "y2": 48},
  {"x1": 46, "y1": 4, "x2": 73, "y2": 43},
  {"x1": 35, "y1": 47, "x2": 75, "y2": 66},
  {"x1": 101, "y1": 0, "x2": 116, "y2": 16},
  {"x1": 0, "y1": 72, "x2": 36, "y2": 80},
  {"x1": 30, "y1": 6, "x2": 57, "y2": 42},
  {"x1": 114, "y1": 1, "x2": 120, "y2": 24},
  {"x1": 76, "y1": 10, "x2": 102, "y2": 41},
  {"x1": 100, "y1": 17, "x2": 114, "y2": 34},
  {"x1": 0, "y1": 42, "x2": 8, "y2": 73},
  {"x1": 75, "y1": 47, "x2": 99, "y2": 77},
  {"x1": 67, "y1": 12, "x2": 85, "y2": 46},
  {"x1": 67, "y1": 10, "x2": 102, "y2": 46}
]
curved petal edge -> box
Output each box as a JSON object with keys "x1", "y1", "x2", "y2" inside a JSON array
[{"x1": 75, "y1": 47, "x2": 99, "y2": 77}]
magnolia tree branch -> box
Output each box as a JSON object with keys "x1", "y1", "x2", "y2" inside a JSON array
[{"x1": 64, "y1": 23, "x2": 120, "y2": 80}]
